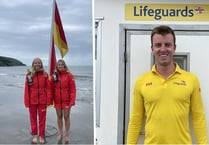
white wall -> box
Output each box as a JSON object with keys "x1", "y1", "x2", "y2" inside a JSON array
[{"x1": 95, "y1": 0, "x2": 209, "y2": 144}]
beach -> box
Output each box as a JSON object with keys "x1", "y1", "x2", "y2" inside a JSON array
[
  {"x1": 0, "y1": 102, "x2": 93, "y2": 144},
  {"x1": 0, "y1": 66, "x2": 94, "y2": 144}
]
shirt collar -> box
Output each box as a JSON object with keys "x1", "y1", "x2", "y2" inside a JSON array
[{"x1": 151, "y1": 63, "x2": 183, "y2": 74}]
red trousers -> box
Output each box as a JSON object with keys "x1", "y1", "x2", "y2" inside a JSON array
[{"x1": 29, "y1": 104, "x2": 47, "y2": 137}]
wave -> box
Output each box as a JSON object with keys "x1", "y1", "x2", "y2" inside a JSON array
[
  {"x1": 76, "y1": 98, "x2": 93, "y2": 104},
  {"x1": 1, "y1": 83, "x2": 24, "y2": 88},
  {"x1": 77, "y1": 88, "x2": 93, "y2": 91},
  {"x1": 0, "y1": 73, "x2": 8, "y2": 76},
  {"x1": 74, "y1": 74, "x2": 93, "y2": 78}
]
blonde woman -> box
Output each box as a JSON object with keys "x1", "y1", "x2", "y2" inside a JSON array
[
  {"x1": 51, "y1": 59, "x2": 76, "y2": 144},
  {"x1": 24, "y1": 58, "x2": 52, "y2": 144}
]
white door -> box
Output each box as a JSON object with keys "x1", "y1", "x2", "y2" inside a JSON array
[{"x1": 121, "y1": 24, "x2": 209, "y2": 144}]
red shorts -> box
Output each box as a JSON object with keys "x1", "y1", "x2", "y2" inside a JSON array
[{"x1": 54, "y1": 103, "x2": 72, "y2": 110}]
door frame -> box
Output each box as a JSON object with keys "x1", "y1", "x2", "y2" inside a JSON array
[{"x1": 117, "y1": 24, "x2": 209, "y2": 144}]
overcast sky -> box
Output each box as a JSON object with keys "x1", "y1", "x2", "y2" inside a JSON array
[{"x1": 0, "y1": 0, "x2": 92, "y2": 66}]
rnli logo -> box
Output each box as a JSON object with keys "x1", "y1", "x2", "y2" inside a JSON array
[
  {"x1": 41, "y1": 108, "x2": 46, "y2": 112},
  {"x1": 146, "y1": 82, "x2": 152, "y2": 86},
  {"x1": 173, "y1": 80, "x2": 186, "y2": 86},
  {"x1": 195, "y1": 7, "x2": 204, "y2": 14}
]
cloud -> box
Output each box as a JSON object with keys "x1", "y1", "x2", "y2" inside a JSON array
[
  {"x1": 26, "y1": 23, "x2": 50, "y2": 32},
  {"x1": 0, "y1": 0, "x2": 48, "y2": 7},
  {"x1": 0, "y1": 0, "x2": 92, "y2": 66}
]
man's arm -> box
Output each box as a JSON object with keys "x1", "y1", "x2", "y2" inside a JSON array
[
  {"x1": 191, "y1": 76, "x2": 208, "y2": 144},
  {"x1": 127, "y1": 79, "x2": 145, "y2": 144}
]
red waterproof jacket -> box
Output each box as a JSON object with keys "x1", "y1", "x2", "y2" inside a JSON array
[
  {"x1": 24, "y1": 71, "x2": 52, "y2": 108},
  {"x1": 51, "y1": 69, "x2": 76, "y2": 106}
]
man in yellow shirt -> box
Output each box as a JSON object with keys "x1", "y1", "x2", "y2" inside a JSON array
[{"x1": 127, "y1": 25, "x2": 208, "y2": 144}]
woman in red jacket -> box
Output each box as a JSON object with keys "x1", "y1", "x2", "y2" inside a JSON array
[
  {"x1": 51, "y1": 59, "x2": 76, "y2": 144},
  {"x1": 24, "y1": 58, "x2": 52, "y2": 144}
]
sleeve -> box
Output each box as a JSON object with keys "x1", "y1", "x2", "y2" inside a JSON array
[
  {"x1": 24, "y1": 74, "x2": 30, "y2": 108},
  {"x1": 46, "y1": 73, "x2": 53, "y2": 106},
  {"x1": 68, "y1": 72, "x2": 76, "y2": 106},
  {"x1": 127, "y1": 78, "x2": 145, "y2": 144},
  {"x1": 191, "y1": 76, "x2": 208, "y2": 144}
]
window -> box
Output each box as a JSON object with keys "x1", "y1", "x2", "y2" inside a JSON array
[{"x1": 151, "y1": 52, "x2": 190, "y2": 71}]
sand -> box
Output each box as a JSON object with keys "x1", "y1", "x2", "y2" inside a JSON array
[{"x1": 0, "y1": 101, "x2": 94, "y2": 144}]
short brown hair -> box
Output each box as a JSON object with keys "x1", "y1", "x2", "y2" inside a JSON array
[{"x1": 151, "y1": 25, "x2": 176, "y2": 46}]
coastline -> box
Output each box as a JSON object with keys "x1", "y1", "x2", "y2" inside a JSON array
[{"x1": 0, "y1": 56, "x2": 25, "y2": 66}]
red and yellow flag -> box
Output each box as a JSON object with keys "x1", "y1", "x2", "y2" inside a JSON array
[
  {"x1": 49, "y1": 0, "x2": 68, "y2": 76},
  {"x1": 54, "y1": 1, "x2": 68, "y2": 58}
]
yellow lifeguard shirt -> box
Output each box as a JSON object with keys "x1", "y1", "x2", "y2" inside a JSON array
[{"x1": 127, "y1": 64, "x2": 208, "y2": 144}]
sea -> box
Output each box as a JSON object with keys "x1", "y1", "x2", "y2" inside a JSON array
[{"x1": 0, "y1": 65, "x2": 93, "y2": 105}]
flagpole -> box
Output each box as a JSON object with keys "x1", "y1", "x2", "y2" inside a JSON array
[{"x1": 48, "y1": 0, "x2": 56, "y2": 74}]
